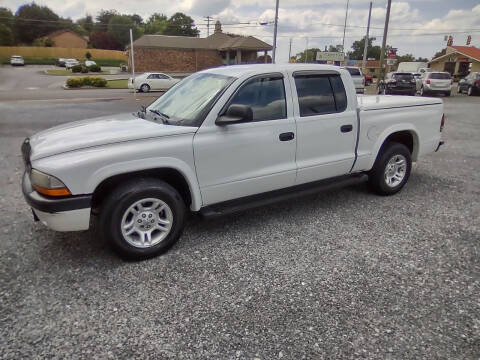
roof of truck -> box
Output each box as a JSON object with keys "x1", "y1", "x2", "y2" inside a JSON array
[{"x1": 201, "y1": 63, "x2": 343, "y2": 78}]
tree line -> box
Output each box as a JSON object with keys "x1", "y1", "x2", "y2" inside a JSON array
[
  {"x1": 292, "y1": 37, "x2": 433, "y2": 63},
  {"x1": 0, "y1": 4, "x2": 199, "y2": 50}
]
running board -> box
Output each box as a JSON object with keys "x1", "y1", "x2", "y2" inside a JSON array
[{"x1": 200, "y1": 173, "x2": 368, "y2": 218}]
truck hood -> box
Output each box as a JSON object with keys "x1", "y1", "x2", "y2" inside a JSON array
[{"x1": 29, "y1": 112, "x2": 196, "y2": 160}]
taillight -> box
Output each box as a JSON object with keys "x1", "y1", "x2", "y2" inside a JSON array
[
  {"x1": 426, "y1": 79, "x2": 431, "y2": 84},
  {"x1": 440, "y1": 114, "x2": 445, "y2": 132}
]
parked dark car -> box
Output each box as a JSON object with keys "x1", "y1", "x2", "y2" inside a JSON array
[
  {"x1": 458, "y1": 72, "x2": 480, "y2": 96},
  {"x1": 56, "y1": 58, "x2": 66, "y2": 67},
  {"x1": 378, "y1": 72, "x2": 416, "y2": 96}
]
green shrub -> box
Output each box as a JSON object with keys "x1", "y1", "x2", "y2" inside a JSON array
[
  {"x1": 85, "y1": 51, "x2": 92, "y2": 60},
  {"x1": 66, "y1": 77, "x2": 83, "y2": 87},
  {"x1": 71, "y1": 64, "x2": 83, "y2": 73},
  {"x1": 88, "y1": 64, "x2": 101, "y2": 72},
  {"x1": 66, "y1": 76, "x2": 107, "y2": 88},
  {"x1": 81, "y1": 66, "x2": 88, "y2": 73}
]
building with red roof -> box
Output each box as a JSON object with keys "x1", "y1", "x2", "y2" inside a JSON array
[{"x1": 429, "y1": 45, "x2": 480, "y2": 76}]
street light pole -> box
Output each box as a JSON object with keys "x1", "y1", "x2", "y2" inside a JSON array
[
  {"x1": 378, "y1": 0, "x2": 392, "y2": 89},
  {"x1": 130, "y1": 28, "x2": 136, "y2": 99},
  {"x1": 362, "y1": 2, "x2": 372, "y2": 70},
  {"x1": 341, "y1": 0, "x2": 350, "y2": 53},
  {"x1": 272, "y1": 0, "x2": 280, "y2": 63}
]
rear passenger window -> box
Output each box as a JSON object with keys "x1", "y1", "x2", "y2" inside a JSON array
[
  {"x1": 229, "y1": 76, "x2": 286, "y2": 121},
  {"x1": 294, "y1": 74, "x2": 347, "y2": 116}
]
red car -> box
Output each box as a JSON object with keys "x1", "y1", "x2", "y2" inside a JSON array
[{"x1": 364, "y1": 74, "x2": 373, "y2": 86}]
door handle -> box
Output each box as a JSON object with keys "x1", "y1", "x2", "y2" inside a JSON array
[
  {"x1": 340, "y1": 125, "x2": 353, "y2": 133},
  {"x1": 279, "y1": 132, "x2": 295, "y2": 141}
]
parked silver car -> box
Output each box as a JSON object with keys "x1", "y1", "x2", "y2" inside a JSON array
[
  {"x1": 417, "y1": 71, "x2": 452, "y2": 97},
  {"x1": 342, "y1": 66, "x2": 365, "y2": 93}
]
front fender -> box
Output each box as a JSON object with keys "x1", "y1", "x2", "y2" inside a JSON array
[{"x1": 32, "y1": 135, "x2": 203, "y2": 211}]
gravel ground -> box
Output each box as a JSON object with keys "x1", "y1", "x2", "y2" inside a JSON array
[{"x1": 0, "y1": 94, "x2": 479, "y2": 359}]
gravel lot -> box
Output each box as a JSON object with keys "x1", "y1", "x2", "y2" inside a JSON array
[{"x1": 0, "y1": 92, "x2": 479, "y2": 359}]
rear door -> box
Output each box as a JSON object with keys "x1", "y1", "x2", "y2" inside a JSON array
[
  {"x1": 429, "y1": 72, "x2": 451, "y2": 90},
  {"x1": 291, "y1": 72, "x2": 357, "y2": 185}
]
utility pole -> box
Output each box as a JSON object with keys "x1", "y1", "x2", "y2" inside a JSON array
[
  {"x1": 288, "y1": 38, "x2": 292, "y2": 62},
  {"x1": 362, "y1": 2, "x2": 372, "y2": 70},
  {"x1": 272, "y1": 0, "x2": 280, "y2": 63},
  {"x1": 305, "y1": 37, "x2": 309, "y2": 63},
  {"x1": 204, "y1": 16, "x2": 213, "y2": 36},
  {"x1": 378, "y1": 0, "x2": 392, "y2": 88},
  {"x1": 342, "y1": 0, "x2": 350, "y2": 54},
  {"x1": 130, "y1": 28, "x2": 136, "y2": 98}
]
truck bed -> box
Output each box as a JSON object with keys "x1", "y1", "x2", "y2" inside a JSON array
[{"x1": 357, "y1": 94, "x2": 442, "y2": 111}]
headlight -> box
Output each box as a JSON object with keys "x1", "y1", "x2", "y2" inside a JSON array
[{"x1": 30, "y1": 169, "x2": 71, "y2": 197}]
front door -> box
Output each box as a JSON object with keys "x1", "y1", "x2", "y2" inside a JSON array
[
  {"x1": 193, "y1": 74, "x2": 297, "y2": 206},
  {"x1": 290, "y1": 72, "x2": 357, "y2": 184}
]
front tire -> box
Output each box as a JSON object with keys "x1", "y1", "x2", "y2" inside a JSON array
[
  {"x1": 140, "y1": 84, "x2": 150, "y2": 93},
  {"x1": 99, "y1": 178, "x2": 186, "y2": 260},
  {"x1": 368, "y1": 142, "x2": 412, "y2": 196}
]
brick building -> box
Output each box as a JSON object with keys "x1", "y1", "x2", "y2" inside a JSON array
[
  {"x1": 37, "y1": 30, "x2": 88, "y2": 49},
  {"x1": 127, "y1": 21, "x2": 272, "y2": 72}
]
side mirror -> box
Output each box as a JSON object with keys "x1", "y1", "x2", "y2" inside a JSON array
[{"x1": 216, "y1": 104, "x2": 253, "y2": 125}]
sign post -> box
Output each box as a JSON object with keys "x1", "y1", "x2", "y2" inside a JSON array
[{"x1": 130, "y1": 28, "x2": 136, "y2": 99}]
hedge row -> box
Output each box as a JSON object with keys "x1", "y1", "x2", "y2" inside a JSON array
[
  {"x1": 71, "y1": 64, "x2": 102, "y2": 73},
  {"x1": 66, "y1": 76, "x2": 107, "y2": 88}
]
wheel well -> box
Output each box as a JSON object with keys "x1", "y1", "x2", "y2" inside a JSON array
[
  {"x1": 91, "y1": 168, "x2": 192, "y2": 212},
  {"x1": 382, "y1": 131, "x2": 417, "y2": 158}
]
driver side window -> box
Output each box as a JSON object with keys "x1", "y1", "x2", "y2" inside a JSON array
[{"x1": 228, "y1": 76, "x2": 287, "y2": 122}]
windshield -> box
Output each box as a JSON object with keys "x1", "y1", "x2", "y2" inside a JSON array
[
  {"x1": 429, "y1": 73, "x2": 451, "y2": 79},
  {"x1": 345, "y1": 67, "x2": 361, "y2": 76},
  {"x1": 393, "y1": 73, "x2": 414, "y2": 81},
  {"x1": 147, "y1": 72, "x2": 235, "y2": 127}
]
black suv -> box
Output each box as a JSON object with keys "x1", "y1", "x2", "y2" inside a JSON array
[
  {"x1": 378, "y1": 72, "x2": 416, "y2": 96},
  {"x1": 458, "y1": 72, "x2": 479, "y2": 96}
]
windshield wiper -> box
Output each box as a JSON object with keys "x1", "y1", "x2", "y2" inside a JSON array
[{"x1": 149, "y1": 109, "x2": 170, "y2": 124}]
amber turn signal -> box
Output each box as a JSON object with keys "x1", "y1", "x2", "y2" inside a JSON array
[{"x1": 33, "y1": 185, "x2": 71, "y2": 197}]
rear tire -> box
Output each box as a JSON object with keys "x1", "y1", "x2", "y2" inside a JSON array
[
  {"x1": 368, "y1": 142, "x2": 412, "y2": 196},
  {"x1": 140, "y1": 84, "x2": 150, "y2": 93},
  {"x1": 99, "y1": 178, "x2": 186, "y2": 260}
]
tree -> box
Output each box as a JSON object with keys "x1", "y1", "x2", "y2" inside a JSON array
[
  {"x1": 77, "y1": 15, "x2": 94, "y2": 34},
  {"x1": 416, "y1": 57, "x2": 429, "y2": 62},
  {"x1": 432, "y1": 48, "x2": 446, "y2": 59},
  {"x1": 14, "y1": 3, "x2": 62, "y2": 43},
  {"x1": 129, "y1": 14, "x2": 143, "y2": 26},
  {"x1": 164, "y1": 12, "x2": 199, "y2": 37},
  {"x1": 348, "y1": 37, "x2": 382, "y2": 60},
  {"x1": 96, "y1": 9, "x2": 118, "y2": 26},
  {"x1": 396, "y1": 53, "x2": 415, "y2": 63},
  {"x1": 293, "y1": 48, "x2": 321, "y2": 63},
  {"x1": 89, "y1": 31, "x2": 121, "y2": 50},
  {"x1": 0, "y1": 24, "x2": 14, "y2": 45},
  {"x1": 0, "y1": 7, "x2": 14, "y2": 45},
  {"x1": 107, "y1": 15, "x2": 142, "y2": 49},
  {"x1": 144, "y1": 13, "x2": 168, "y2": 34}
]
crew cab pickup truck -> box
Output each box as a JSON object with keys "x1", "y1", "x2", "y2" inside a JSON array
[{"x1": 22, "y1": 64, "x2": 445, "y2": 259}]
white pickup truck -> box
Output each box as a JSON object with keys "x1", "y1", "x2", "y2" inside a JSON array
[{"x1": 22, "y1": 64, "x2": 445, "y2": 259}]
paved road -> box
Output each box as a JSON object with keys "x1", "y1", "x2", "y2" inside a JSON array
[{"x1": 0, "y1": 76, "x2": 479, "y2": 358}]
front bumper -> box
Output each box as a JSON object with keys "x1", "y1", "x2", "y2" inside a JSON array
[{"x1": 22, "y1": 171, "x2": 92, "y2": 231}]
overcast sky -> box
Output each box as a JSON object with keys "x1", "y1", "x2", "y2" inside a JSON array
[{"x1": 3, "y1": 0, "x2": 480, "y2": 62}]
